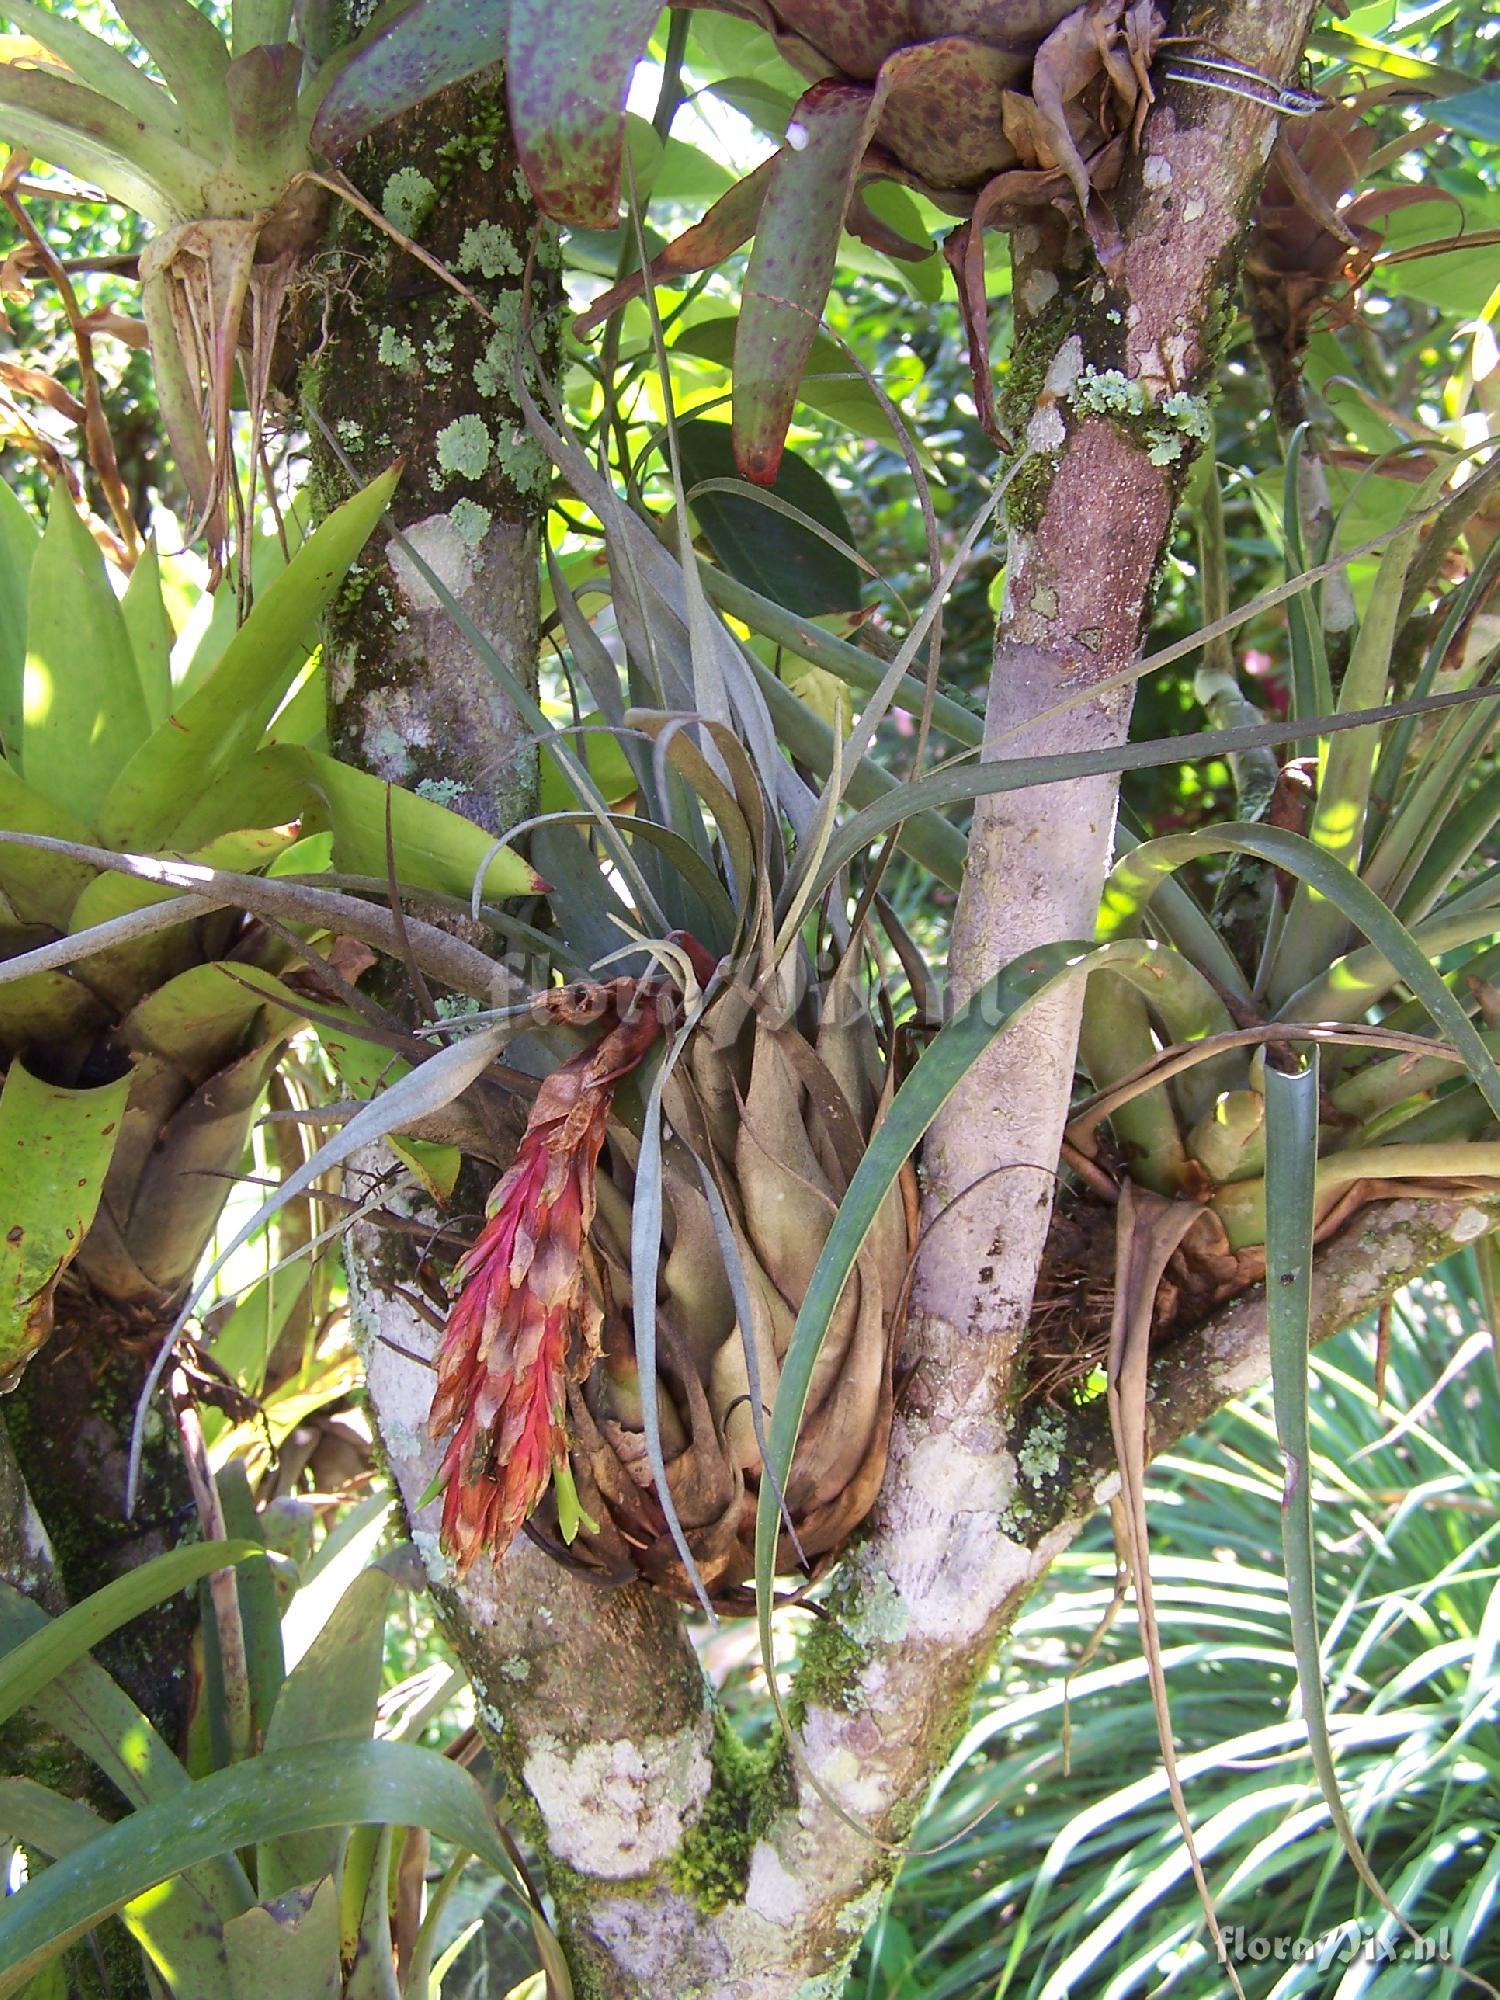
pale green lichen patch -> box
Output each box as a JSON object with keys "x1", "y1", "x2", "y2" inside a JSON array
[
  {"x1": 1017, "y1": 1409, "x2": 1067, "y2": 1486},
  {"x1": 435, "y1": 415, "x2": 493, "y2": 482},
  {"x1": 415, "y1": 776, "x2": 468, "y2": 807},
  {"x1": 335, "y1": 417, "x2": 364, "y2": 448},
  {"x1": 1161, "y1": 390, "x2": 1212, "y2": 444},
  {"x1": 382, "y1": 166, "x2": 435, "y2": 233},
  {"x1": 449, "y1": 498, "x2": 492, "y2": 547},
  {"x1": 1072, "y1": 364, "x2": 1151, "y2": 420},
  {"x1": 457, "y1": 220, "x2": 524, "y2": 280},
  {"x1": 494, "y1": 424, "x2": 548, "y2": 499},
  {"x1": 841, "y1": 1557, "x2": 909, "y2": 1649},
  {"x1": 377, "y1": 326, "x2": 417, "y2": 373}
]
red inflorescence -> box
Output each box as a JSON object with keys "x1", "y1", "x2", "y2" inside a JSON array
[{"x1": 427, "y1": 980, "x2": 674, "y2": 1570}]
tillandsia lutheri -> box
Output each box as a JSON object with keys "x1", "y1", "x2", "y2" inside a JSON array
[
  {"x1": 532, "y1": 0, "x2": 1169, "y2": 474},
  {"x1": 426, "y1": 711, "x2": 921, "y2": 1608}
]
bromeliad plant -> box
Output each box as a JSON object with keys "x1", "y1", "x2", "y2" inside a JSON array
[
  {"x1": 0, "y1": 465, "x2": 538, "y2": 1386},
  {"x1": 421, "y1": 461, "x2": 923, "y2": 1605},
  {"x1": 0, "y1": 0, "x2": 514, "y2": 558},
  {"x1": 1056, "y1": 441, "x2": 1500, "y2": 1353}
]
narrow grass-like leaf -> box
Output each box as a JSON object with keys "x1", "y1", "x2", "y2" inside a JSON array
[
  {"x1": 810, "y1": 686, "x2": 1500, "y2": 895},
  {"x1": 1267, "y1": 465, "x2": 1447, "y2": 1008},
  {"x1": 1106, "y1": 825, "x2": 1500, "y2": 1121},
  {"x1": 0, "y1": 1740, "x2": 519, "y2": 1998},
  {"x1": 0, "y1": 1541, "x2": 263, "y2": 1731}
]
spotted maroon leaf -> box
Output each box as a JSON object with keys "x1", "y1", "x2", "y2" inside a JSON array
[
  {"x1": 733, "y1": 77, "x2": 885, "y2": 484},
  {"x1": 506, "y1": 0, "x2": 662, "y2": 227},
  {"x1": 310, "y1": 0, "x2": 510, "y2": 161}
]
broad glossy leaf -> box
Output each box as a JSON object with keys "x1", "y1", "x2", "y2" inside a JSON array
[
  {"x1": 0, "y1": 757, "x2": 95, "y2": 927},
  {"x1": 676, "y1": 418, "x2": 861, "y2": 618},
  {"x1": 98, "y1": 467, "x2": 399, "y2": 848},
  {"x1": 309, "y1": 0, "x2": 510, "y2": 160},
  {"x1": 277, "y1": 745, "x2": 545, "y2": 899},
  {"x1": 0, "y1": 477, "x2": 38, "y2": 755},
  {"x1": 0, "y1": 1540, "x2": 263, "y2": 1730},
  {"x1": 0, "y1": 1740, "x2": 516, "y2": 1997},
  {"x1": 1424, "y1": 81, "x2": 1500, "y2": 145},
  {"x1": 1373, "y1": 187, "x2": 1500, "y2": 319},
  {"x1": 20, "y1": 483, "x2": 151, "y2": 818},
  {"x1": 674, "y1": 317, "x2": 925, "y2": 465},
  {"x1": 0, "y1": 1064, "x2": 130, "y2": 1383},
  {"x1": 506, "y1": 0, "x2": 660, "y2": 225}
]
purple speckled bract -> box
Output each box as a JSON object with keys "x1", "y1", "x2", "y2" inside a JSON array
[{"x1": 506, "y1": 0, "x2": 663, "y2": 226}]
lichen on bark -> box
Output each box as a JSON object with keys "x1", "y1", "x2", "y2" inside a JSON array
[{"x1": 300, "y1": 69, "x2": 556, "y2": 837}]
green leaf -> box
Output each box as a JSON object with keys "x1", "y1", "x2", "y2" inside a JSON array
[
  {"x1": 1264, "y1": 1048, "x2": 1406, "y2": 1941},
  {"x1": 0, "y1": 1541, "x2": 264, "y2": 1731},
  {"x1": 0, "y1": 477, "x2": 38, "y2": 755},
  {"x1": 98, "y1": 467, "x2": 399, "y2": 848},
  {"x1": 120, "y1": 539, "x2": 175, "y2": 731},
  {"x1": 217, "y1": 1463, "x2": 285, "y2": 1749},
  {"x1": 270, "y1": 746, "x2": 546, "y2": 900},
  {"x1": 319, "y1": 1028, "x2": 460, "y2": 1204},
  {"x1": 0, "y1": 1740, "x2": 517, "y2": 1998},
  {"x1": 204, "y1": 1263, "x2": 311, "y2": 1416},
  {"x1": 0, "y1": 66, "x2": 198, "y2": 221},
  {"x1": 1423, "y1": 80, "x2": 1500, "y2": 145},
  {"x1": 675, "y1": 418, "x2": 862, "y2": 617},
  {"x1": 0, "y1": 757, "x2": 96, "y2": 928},
  {"x1": 0, "y1": 1064, "x2": 131, "y2": 1383},
  {"x1": 506, "y1": 0, "x2": 661, "y2": 226},
  {"x1": 20, "y1": 484, "x2": 152, "y2": 818},
  {"x1": 674, "y1": 314, "x2": 924, "y2": 460},
  {"x1": 255, "y1": 1563, "x2": 399, "y2": 1897},
  {"x1": 112, "y1": 0, "x2": 230, "y2": 148},
  {"x1": 224, "y1": 1877, "x2": 340, "y2": 2000},
  {"x1": 1101, "y1": 824, "x2": 1500, "y2": 1119},
  {"x1": 0, "y1": 1780, "x2": 234, "y2": 1991},
  {"x1": 734, "y1": 82, "x2": 879, "y2": 482},
  {"x1": 0, "y1": 0, "x2": 178, "y2": 132}
]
